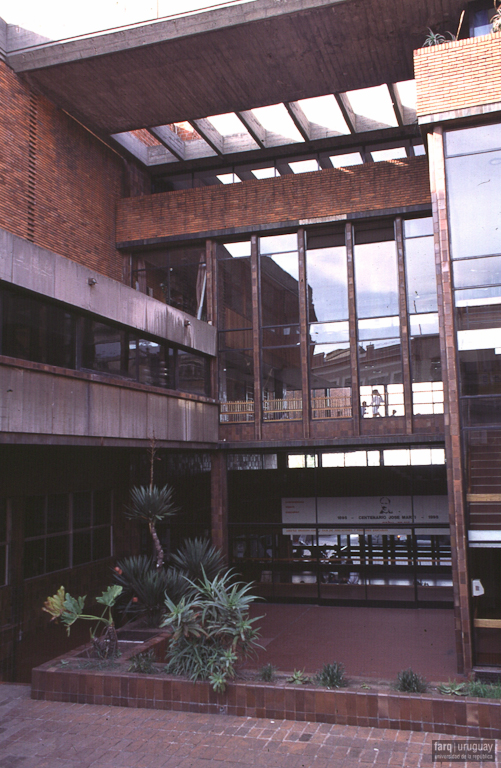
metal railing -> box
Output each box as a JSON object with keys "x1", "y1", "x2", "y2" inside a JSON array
[
  {"x1": 220, "y1": 401, "x2": 254, "y2": 422},
  {"x1": 262, "y1": 398, "x2": 302, "y2": 421},
  {"x1": 311, "y1": 396, "x2": 352, "y2": 420}
]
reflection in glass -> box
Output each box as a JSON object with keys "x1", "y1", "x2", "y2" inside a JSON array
[
  {"x1": 358, "y1": 316, "x2": 399, "y2": 341},
  {"x1": 354, "y1": 240, "x2": 399, "y2": 318},
  {"x1": 310, "y1": 343, "x2": 352, "y2": 419},
  {"x1": 260, "y1": 235, "x2": 299, "y2": 328},
  {"x1": 83, "y1": 320, "x2": 130, "y2": 378},
  {"x1": 410, "y1": 313, "x2": 442, "y2": 415},
  {"x1": 454, "y1": 255, "x2": 501, "y2": 289},
  {"x1": 138, "y1": 339, "x2": 172, "y2": 388},
  {"x1": 447, "y1": 150, "x2": 501, "y2": 260},
  {"x1": 177, "y1": 350, "x2": 209, "y2": 395},
  {"x1": 219, "y1": 349, "x2": 254, "y2": 422},
  {"x1": 405, "y1": 236, "x2": 437, "y2": 313},
  {"x1": 445, "y1": 124, "x2": 501, "y2": 157},
  {"x1": 217, "y1": 245, "x2": 252, "y2": 330},
  {"x1": 309, "y1": 321, "x2": 349, "y2": 344},
  {"x1": 403, "y1": 218, "x2": 433, "y2": 238},
  {"x1": 306, "y1": 244, "x2": 348, "y2": 322},
  {"x1": 262, "y1": 346, "x2": 302, "y2": 420},
  {"x1": 359, "y1": 338, "x2": 404, "y2": 418}
]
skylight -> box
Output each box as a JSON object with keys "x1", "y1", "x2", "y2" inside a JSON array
[
  {"x1": 207, "y1": 112, "x2": 247, "y2": 136},
  {"x1": 395, "y1": 80, "x2": 417, "y2": 110},
  {"x1": 297, "y1": 95, "x2": 350, "y2": 134},
  {"x1": 216, "y1": 173, "x2": 241, "y2": 184},
  {"x1": 371, "y1": 147, "x2": 407, "y2": 162},
  {"x1": 289, "y1": 159, "x2": 319, "y2": 174},
  {"x1": 330, "y1": 152, "x2": 363, "y2": 168},
  {"x1": 251, "y1": 104, "x2": 304, "y2": 142},
  {"x1": 345, "y1": 84, "x2": 398, "y2": 128},
  {"x1": 252, "y1": 167, "x2": 279, "y2": 179}
]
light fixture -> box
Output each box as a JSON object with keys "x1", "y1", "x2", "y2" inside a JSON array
[{"x1": 88, "y1": 277, "x2": 97, "y2": 286}]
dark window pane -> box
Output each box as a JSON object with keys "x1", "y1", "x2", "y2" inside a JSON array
[
  {"x1": 462, "y1": 397, "x2": 501, "y2": 427},
  {"x1": 260, "y1": 236, "x2": 299, "y2": 327},
  {"x1": 47, "y1": 494, "x2": 69, "y2": 534},
  {"x1": 73, "y1": 530, "x2": 92, "y2": 566},
  {"x1": 93, "y1": 527, "x2": 111, "y2": 561},
  {"x1": 219, "y1": 349, "x2": 254, "y2": 405},
  {"x1": 46, "y1": 535, "x2": 69, "y2": 573},
  {"x1": 262, "y1": 325, "x2": 300, "y2": 347},
  {"x1": 219, "y1": 330, "x2": 253, "y2": 350},
  {"x1": 459, "y1": 349, "x2": 501, "y2": 396},
  {"x1": 446, "y1": 149, "x2": 501, "y2": 259},
  {"x1": 24, "y1": 539, "x2": 45, "y2": 578},
  {"x1": 354, "y1": 241, "x2": 399, "y2": 318},
  {"x1": 457, "y1": 302, "x2": 501, "y2": 332},
  {"x1": 262, "y1": 346, "x2": 302, "y2": 420},
  {"x1": 94, "y1": 491, "x2": 112, "y2": 526},
  {"x1": 217, "y1": 254, "x2": 252, "y2": 330},
  {"x1": 0, "y1": 498, "x2": 6, "y2": 542},
  {"x1": 82, "y1": 320, "x2": 131, "y2": 378},
  {"x1": 306, "y1": 244, "x2": 348, "y2": 323},
  {"x1": 24, "y1": 496, "x2": 45, "y2": 538},
  {"x1": 177, "y1": 350, "x2": 209, "y2": 395},
  {"x1": 138, "y1": 339, "x2": 172, "y2": 388},
  {"x1": 135, "y1": 245, "x2": 207, "y2": 319},
  {"x1": 73, "y1": 492, "x2": 92, "y2": 529}
]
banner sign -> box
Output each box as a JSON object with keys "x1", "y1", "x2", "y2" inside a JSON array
[{"x1": 281, "y1": 496, "x2": 449, "y2": 527}]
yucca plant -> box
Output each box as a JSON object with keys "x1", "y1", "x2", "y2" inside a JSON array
[
  {"x1": 315, "y1": 662, "x2": 348, "y2": 689},
  {"x1": 170, "y1": 537, "x2": 225, "y2": 583},
  {"x1": 422, "y1": 28, "x2": 456, "y2": 46},
  {"x1": 113, "y1": 554, "x2": 187, "y2": 625},
  {"x1": 161, "y1": 569, "x2": 262, "y2": 692},
  {"x1": 395, "y1": 668, "x2": 427, "y2": 693},
  {"x1": 125, "y1": 484, "x2": 179, "y2": 568},
  {"x1": 493, "y1": 1, "x2": 501, "y2": 33}
]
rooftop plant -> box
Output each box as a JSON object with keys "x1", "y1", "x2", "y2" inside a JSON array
[{"x1": 422, "y1": 28, "x2": 456, "y2": 46}]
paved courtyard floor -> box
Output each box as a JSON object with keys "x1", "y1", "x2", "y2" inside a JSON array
[{"x1": 1, "y1": 683, "x2": 499, "y2": 768}]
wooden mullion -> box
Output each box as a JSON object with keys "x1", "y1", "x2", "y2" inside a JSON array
[
  {"x1": 395, "y1": 217, "x2": 413, "y2": 434},
  {"x1": 298, "y1": 228, "x2": 310, "y2": 438},
  {"x1": 346, "y1": 222, "x2": 360, "y2": 435},
  {"x1": 251, "y1": 235, "x2": 262, "y2": 439}
]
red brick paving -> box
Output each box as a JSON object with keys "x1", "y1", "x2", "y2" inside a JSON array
[{"x1": 1, "y1": 684, "x2": 498, "y2": 768}]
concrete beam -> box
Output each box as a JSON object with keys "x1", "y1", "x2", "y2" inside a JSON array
[
  {"x1": 335, "y1": 93, "x2": 356, "y2": 134},
  {"x1": 150, "y1": 125, "x2": 186, "y2": 160},
  {"x1": 111, "y1": 132, "x2": 149, "y2": 164},
  {"x1": 387, "y1": 82, "x2": 404, "y2": 128},
  {"x1": 285, "y1": 101, "x2": 312, "y2": 142},
  {"x1": 236, "y1": 111, "x2": 266, "y2": 149},
  {"x1": 190, "y1": 119, "x2": 224, "y2": 156}
]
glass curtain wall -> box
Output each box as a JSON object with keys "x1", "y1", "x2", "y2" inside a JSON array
[
  {"x1": 306, "y1": 226, "x2": 351, "y2": 419},
  {"x1": 217, "y1": 241, "x2": 254, "y2": 422},
  {"x1": 404, "y1": 217, "x2": 443, "y2": 414},
  {"x1": 260, "y1": 234, "x2": 302, "y2": 420},
  {"x1": 354, "y1": 221, "x2": 404, "y2": 418}
]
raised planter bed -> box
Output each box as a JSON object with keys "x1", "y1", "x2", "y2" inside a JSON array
[{"x1": 31, "y1": 633, "x2": 501, "y2": 738}]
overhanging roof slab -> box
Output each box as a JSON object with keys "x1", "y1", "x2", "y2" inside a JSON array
[{"x1": 8, "y1": 0, "x2": 465, "y2": 136}]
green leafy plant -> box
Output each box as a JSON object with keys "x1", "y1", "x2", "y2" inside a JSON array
[
  {"x1": 467, "y1": 680, "x2": 501, "y2": 698},
  {"x1": 128, "y1": 649, "x2": 157, "y2": 674},
  {"x1": 113, "y1": 555, "x2": 187, "y2": 625},
  {"x1": 493, "y1": 1, "x2": 501, "y2": 32},
  {"x1": 315, "y1": 662, "x2": 348, "y2": 689},
  {"x1": 286, "y1": 669, "x2": 311, "y2": 685},
  {"x1": 258, "y1": 663, "x2": 277, "y2": 682},
  {"x1": 126, "y1": 485, "x2": 179, "y2": 569},
  {"x1": 395, "y1": 668, "x2": 427, "y2": 693},
  {"x1": 161, "y1": 569, "x2": 262, "y2": 693},
  {"x1": 43, "y1": 585, "x2": 123, "y2": 658},
  {"x1": 170, "y1": 537, "x2": 226, "y2": 583},
  {"x1": 437, "y1": 679, "x2": 467, "y2": 696},
  {"x1": 422, "y1": 28, "x2": 456, "y2": 46}
]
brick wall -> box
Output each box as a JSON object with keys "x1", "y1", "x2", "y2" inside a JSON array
[
  {"x1": 0, "y1": 60, "x2": 146, "y2": 282},
  {"x1": 116, "y1": 157, "x2": 430, "y2": 243},
  {"x1": 414, "y1": 34, "x2": 501, "y2": 117}
]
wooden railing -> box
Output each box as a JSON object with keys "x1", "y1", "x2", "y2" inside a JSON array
[
  {"x1": 311, "y1": 396, "x2": 352, "y2": 420},
  {"x1": 262, "y1": 398, "x2": 302, "y2": 421},
  {"x1": 220, "y1": 401, "x2": 255, "y2": 423}
]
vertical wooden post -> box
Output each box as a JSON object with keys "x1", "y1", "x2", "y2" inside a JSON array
[
  {"x1": 211, "y1": 451, "x2": 228, "y2": 561},
  {"x1": 298, "y1": 228, "x2": 310, "y2": 439},
  {"x1": 206, "y1": 240, "x2": 218, "y2": 402},
  {"x1": 429, "y1": 126, "x2": 471, "y2": 674},
  {"x1": 346, "y1": 222, "x2": 360, "y2": 435},
  {"x1": 250, "y1": 235, "x2": 262, "y2": 439},
  {"x1": 395, "y1": 217, "x2": 413, "y2": 435}
]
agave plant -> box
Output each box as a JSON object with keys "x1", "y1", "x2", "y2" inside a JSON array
[
  {"x1": 493, "y1": 1, "x2": 501, "y2": 33},
  {"x1": 125, "y1": 484, "x2": 179, "y2": 568},
  {"x1": 170, "y1": 537, "x2": 225, "y2": 583},
  {"x1": 422, "y1": 28, "x2": 456, "y2": 46}
]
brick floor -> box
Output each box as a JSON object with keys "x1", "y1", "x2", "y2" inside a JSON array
[{"x1": 1, "y1": 684, "x2": 499, "y2": 767}]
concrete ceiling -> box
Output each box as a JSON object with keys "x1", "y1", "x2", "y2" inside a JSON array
[{"x1": 9, "y1": 0, "x2": 466, "y2": 136}]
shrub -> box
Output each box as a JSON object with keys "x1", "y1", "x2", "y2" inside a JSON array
[
  {"x1": 286, "y1": 669, "x2": 311, "y2": 685},
  {"x1": 395, "y1": 668, "x2": 427, "y2": 693},
  {"x1": 315, "y1": 662, "x2": 348, "y2": 689},
  {"x1": 113, "y1": 555, "x2": 187, "y2": 625},
  {"x1": 128, "y1": 649, "x2": 157, "y2": 674},
  {"x1": 258, "y1": 663, "x2": 277, "y2": 682},
  {"x1": 467, "y1": 680, "x2": 501, "y2": 699},
  {"x1": 170, "y1": 537, "x2": 225, "y2": 583},
  {"x1": 161, "y1": 569, "x2": 262, "y2": 693}
]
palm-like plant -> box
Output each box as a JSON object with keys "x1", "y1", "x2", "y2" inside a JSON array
[
  {"x1": 113, "y1": 554, "x2": 187, "y2": 625},
  {"x1": 170, "y1": 537, "x2": 225, "y2": 583},
  {"x1": 493, "y1": 1, "x2": 501, "y2": 33},
  {"x1": 125, "y1": 484, "x2": 179, "y2": 568}
]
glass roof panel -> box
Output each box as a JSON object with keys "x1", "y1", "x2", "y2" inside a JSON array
[
  {"x1": 216, "y1": 173, "x2": 241, "y2": 184},
  {"x1": 251, "y1": 104, "x2": 304, "y2": 142},
  {"x1": 345, "y1": 84, "x2": 398, "y2": 127},
  {"x1": 289, "y1": 159, "x2": 319, "y2": 174},
  {"x1": 207, "y1": 112, "x2": 247, "y2": 136},
  {"x1": 329, "y1": 152, "x2": 363, "y2": 168},
  {"x1": 371, "y1": 147, "x2": 407, "y2": 162},
  {"x1": 395, "y1": 80, "x2": 417, "y2": 110},
  {"x1": 297, "y1": 95, "x2": 350, "y2": 134}
]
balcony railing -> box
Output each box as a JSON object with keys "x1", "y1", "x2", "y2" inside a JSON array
[
  {"x1": 263, "y1": 397, "x2": 302, "y2": 421},
  {"x1": 220, "y1": 401, "x2": 255, "y2": 423}
]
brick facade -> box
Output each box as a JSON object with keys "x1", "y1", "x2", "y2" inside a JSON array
[
  {"x1": 415, "y1": 34, "x2": 501, "y2": 117},
  {"x1": 116, "y1": 157, "x2": 431, "y2": 243},
  {"x1": 0, "y1": 60, "x2": 140, "y2": 282}
]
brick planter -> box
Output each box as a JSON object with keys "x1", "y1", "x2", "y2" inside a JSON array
[{"x1": 31, "y1": 634, "x2": 501, "y2": 737}]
